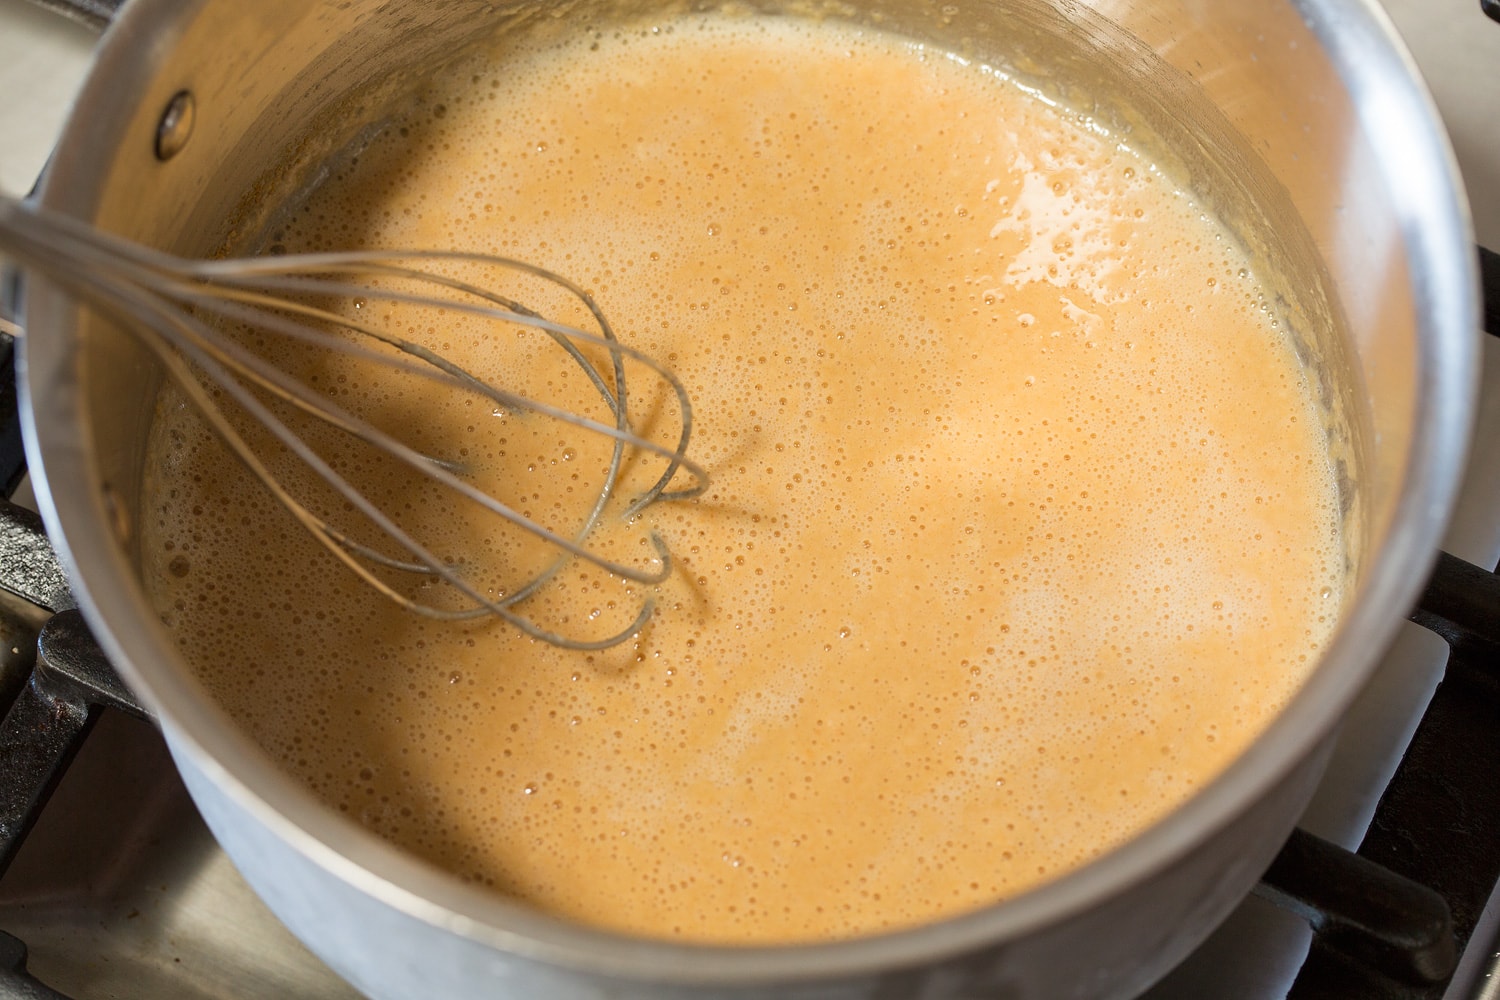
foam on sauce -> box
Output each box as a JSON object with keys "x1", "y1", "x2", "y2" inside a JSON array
[{"x1": 143, "y1": 17, "x2": 1345, "y2": 943}]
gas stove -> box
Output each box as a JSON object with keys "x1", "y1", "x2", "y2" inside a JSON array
[{"x1": 0, "y1": 0, "x2": 1497, "y2": 997}]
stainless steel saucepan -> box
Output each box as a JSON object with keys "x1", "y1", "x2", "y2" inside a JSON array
[{"x1": 9, "y1": 0, "x2": 1479, "y2": 996}]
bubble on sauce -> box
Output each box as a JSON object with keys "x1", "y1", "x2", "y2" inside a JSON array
[{"x1": 140, "y1": 14, "x2": 1344, "y2": 946}]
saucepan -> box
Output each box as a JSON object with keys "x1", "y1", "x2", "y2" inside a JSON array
[{"x1": 8, "y1": 0, "x2": 1479, "y2": 996}]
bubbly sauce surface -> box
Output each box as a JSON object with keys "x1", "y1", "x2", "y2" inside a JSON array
[{"x1": 144, "y1": 18, "x2": 1343, "y2": 943}]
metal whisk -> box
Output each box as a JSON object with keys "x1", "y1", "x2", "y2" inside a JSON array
[{"x1": 0, "y1": 196, "x2": 707, "y2": 650}]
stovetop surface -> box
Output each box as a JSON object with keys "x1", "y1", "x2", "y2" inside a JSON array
[{"x1": 0, "y1": 0, "x2": 1497, "y2": 997}]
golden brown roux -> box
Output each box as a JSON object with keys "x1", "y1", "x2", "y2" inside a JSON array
[{"x1": 143, "y1": 17, "x2": 1343, "y2": 943}]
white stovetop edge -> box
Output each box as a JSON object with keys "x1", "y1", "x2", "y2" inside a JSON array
[{"x1": 1, "y1": 0, "x2": 1497, "y2": 998}]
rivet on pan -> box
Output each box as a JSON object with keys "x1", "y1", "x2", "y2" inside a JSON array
[{"x1": 155, "y1": 90, "x2": 196, "y2": 162}]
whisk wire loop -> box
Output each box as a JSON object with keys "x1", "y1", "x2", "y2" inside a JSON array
[
  {"x1": 171, "y1": 277, "x2": 708, "y2": 501},
  {"x1": 0, "y1": 197, "x2": 704, "y2": 650}
]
